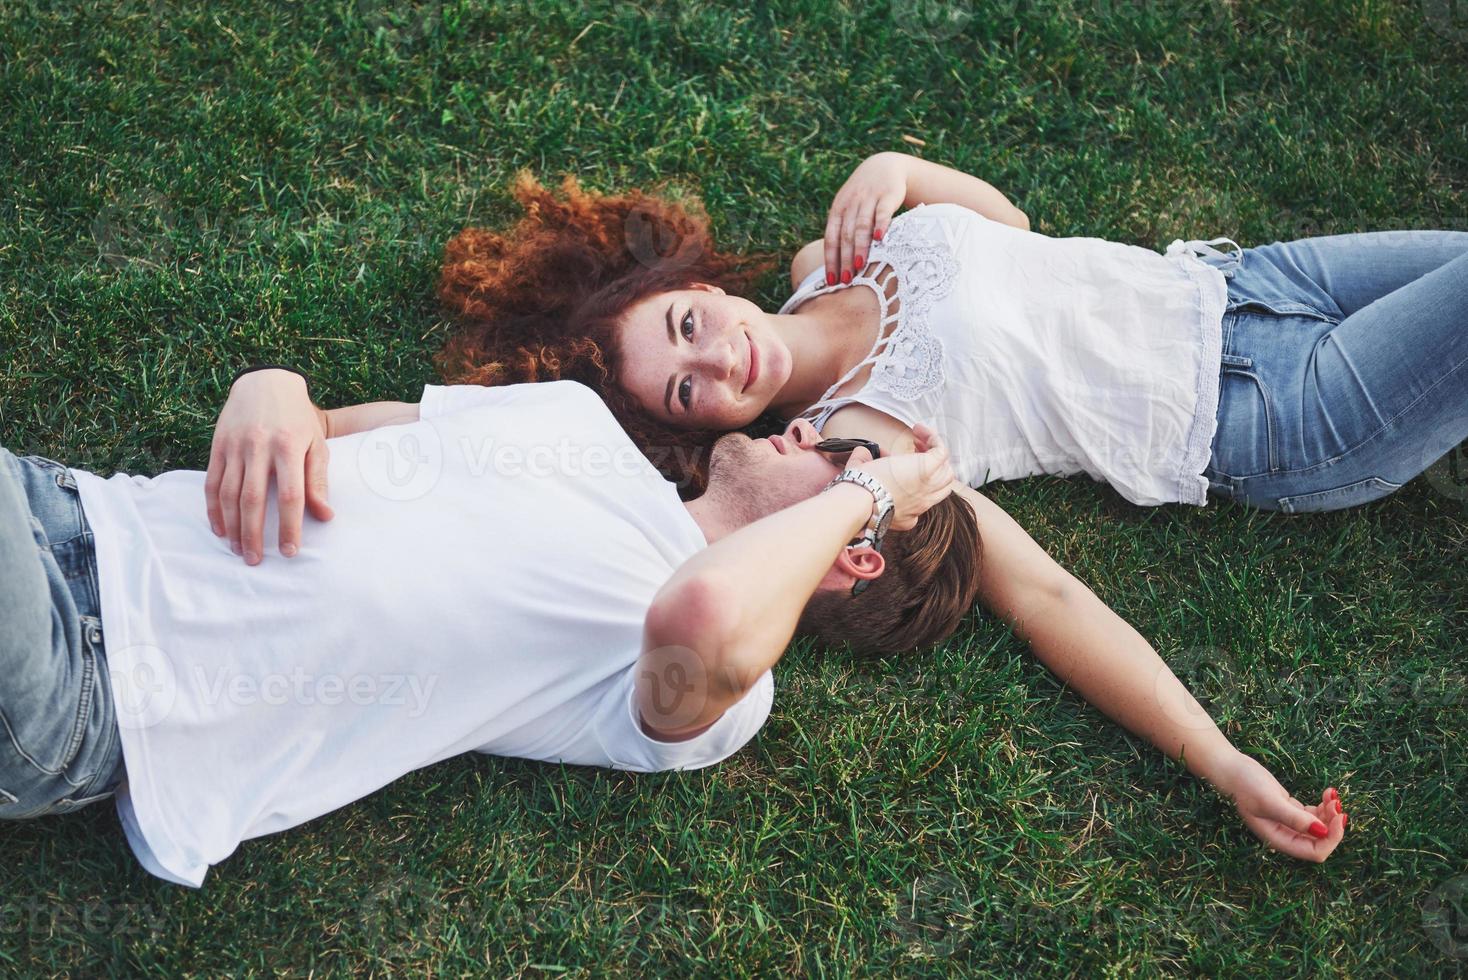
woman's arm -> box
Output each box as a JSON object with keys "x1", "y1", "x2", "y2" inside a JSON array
[
  {"x1": 815, "y1": 151, "x2": 1029, "y2": 286},
  {"x1": 897, "y1": 153, "x2": 1030, "y2": 230},
  {"x1": 817, "y1": 403, "x2": 1347, "y2": 860},
  {"x1": 950, "y1": 481, "x2": 1345, "y2": 861}
]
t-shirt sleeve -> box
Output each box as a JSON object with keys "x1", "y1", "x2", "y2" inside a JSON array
[
  {"x1": 595, "y1": 665, "x2": 776, "y2": 773},
  {"x1": 418, "y1": 383, "x2": 509, "y2": 420}
]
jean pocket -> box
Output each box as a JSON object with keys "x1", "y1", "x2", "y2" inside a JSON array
[
  {"x1": 48, "y1": 788, "x2": 116, "y2": 814},
  {"x1": 1211, "y1": 356, "x2": 1278, "y2": 478},
  {"x1": 1277, "y1": 476, "x2": 1403, "y2": 514}
]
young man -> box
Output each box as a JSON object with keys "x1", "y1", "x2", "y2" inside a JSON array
[{"x1": 0, "y1": 370, "x2": 976, "y2": 887}]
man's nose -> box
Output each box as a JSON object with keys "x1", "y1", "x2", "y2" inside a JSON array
[{"x1": 783, "y1": 417, "x2": 821, "y2": 450}]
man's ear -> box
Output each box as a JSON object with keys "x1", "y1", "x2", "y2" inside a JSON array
[
  {"x1": 688, "y1": 281, "x2": 726, "y2": 295},
  {"x1": 816, "y1": 546, "x2": 885, "y2": 592}
]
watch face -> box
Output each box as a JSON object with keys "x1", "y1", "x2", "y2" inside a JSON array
[{"x1": 874, "y1": 507, "x2": 894, "y2": 539}]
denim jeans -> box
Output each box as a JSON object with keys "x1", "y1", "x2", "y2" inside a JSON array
[
  {"x1": 0, "y1": 447, "x2": 124, "y2": 819},
  {"x1": 1193, "y1": 231, "x2": 1468, "y2": 512}
]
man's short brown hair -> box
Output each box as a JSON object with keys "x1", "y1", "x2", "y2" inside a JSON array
[{"x1": 796, "y1": 492, "x2": 982, "y2": 656}]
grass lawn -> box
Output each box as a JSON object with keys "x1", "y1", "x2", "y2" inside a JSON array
[{"x1": 2, "y1": 0, "x2": 1466, "y2": 973}]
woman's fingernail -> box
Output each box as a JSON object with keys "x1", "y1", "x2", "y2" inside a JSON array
[
  {"x1": 245, "y1": 550, "x2": 259, "y2": 564},
  {"x1": 1341, "y1": 813, "x2": 1348, "y2": 828},
  {"x1": 874, "y1": 228, "x2": 883, "y2": 240},
  {"x1": 841, "y1": 269, "x2": 852, "y2": 284},
  {"x1": 282, "y1": 543, "x2": 297, "y2": 557},
  {"x1": 854, "y1": 254, "x2": 864, "y2": 269},
  {"x1": 1335, "y1": 800, "x2": 1342, "y2": 814},
  {"x1": 826, "y1": 271, "x2": 836, "y2": 286},
  {"x1": 1309, "y1": 821, "x2": 1329, "y2": 838},
  {"x1": 231, "y1": 541, "x2": 242, "y2": 555},
  {"x1": 1328, "y1": 787, "x2": 1338, "y2": 800}
]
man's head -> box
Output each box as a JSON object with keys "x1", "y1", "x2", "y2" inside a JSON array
[{"x1": 692, "y1": 419, "x2": 983, "y2": 656}]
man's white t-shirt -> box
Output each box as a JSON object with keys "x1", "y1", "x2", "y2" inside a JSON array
[{"x1": 70, "y1": 380, "x2": 775, "y2": 888}]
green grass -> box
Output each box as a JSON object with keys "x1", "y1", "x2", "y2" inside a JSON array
[{"x1": 2, "y1": 0, "x2": 1466, "y2": 974}]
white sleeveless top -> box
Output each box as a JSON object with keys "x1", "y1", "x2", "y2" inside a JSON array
[{"x1": 780, "y1": 202, "x2": 1233, "y2": 506}]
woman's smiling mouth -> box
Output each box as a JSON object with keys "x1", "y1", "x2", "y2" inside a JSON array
[{"x1": 744, "y1": 332, "x2": 759, "y2": 392}]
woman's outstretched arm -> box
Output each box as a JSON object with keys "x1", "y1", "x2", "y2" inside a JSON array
[{"x1": 815, "y1": 402, "x2": 1347, "y2": 861}]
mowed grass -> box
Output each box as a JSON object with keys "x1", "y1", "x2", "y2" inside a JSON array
[{"x1": 1, "y1": 0, "x2": 1466, "y2": 974}]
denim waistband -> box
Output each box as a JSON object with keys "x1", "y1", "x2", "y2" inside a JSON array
[{"x1": 1166, "y1": 236, "x2": 1245, "y2": 279}]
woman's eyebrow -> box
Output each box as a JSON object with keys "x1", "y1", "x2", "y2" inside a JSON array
[{"x1": 662, "y1": 302, "x2": 678, "y2": 415}]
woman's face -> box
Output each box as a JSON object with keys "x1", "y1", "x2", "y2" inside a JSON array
[{"x1": 616, "y1": 284, "x2": 792, "y2": 430}]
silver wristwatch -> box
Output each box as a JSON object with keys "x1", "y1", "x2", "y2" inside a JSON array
[{"x1": 823, "y1": 469, "x2": 895, "y2": 551}]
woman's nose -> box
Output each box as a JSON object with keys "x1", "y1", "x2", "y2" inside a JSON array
[{"x1": 700, "y1": 342, "x2": 738, "y2": 382}]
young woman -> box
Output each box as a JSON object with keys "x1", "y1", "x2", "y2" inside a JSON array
[
  {"x1": 427, "y1": 156, "x2": 1393, "y2": 862},
  {"x1": 438, "y1": 151, "x2": 1468, "y2": 512}
]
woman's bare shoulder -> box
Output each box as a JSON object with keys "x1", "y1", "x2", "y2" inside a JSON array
[{"x1": 790, "y1": 239, "x2": 824, "y2": 290}]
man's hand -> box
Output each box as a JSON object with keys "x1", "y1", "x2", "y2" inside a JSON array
[
  {"x1": 205, "y1": 369, "x2": 334, "y2": 564},
  {"x1": 1214, "y1": 751, "x2": 1347, "y2": 862}
]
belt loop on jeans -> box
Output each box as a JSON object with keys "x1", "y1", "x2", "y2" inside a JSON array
[{"x1": 1166, "y1": 236, "x2": 1245, "y2": 278}]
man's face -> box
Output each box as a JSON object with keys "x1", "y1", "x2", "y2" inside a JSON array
[{"x1": 702, "y1": 418, "x2": 851, "y2": 521}]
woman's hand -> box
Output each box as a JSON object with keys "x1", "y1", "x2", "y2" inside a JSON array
[
  {"x1": 846, "y1": 422, "x2": 954, "y2": 531},
  {"x1": 824, "y1": 152, "x2": 910, "y2": 287},
  {"x1": 205, "y1": 369, "x2": 334, "y2": 565},
  {"x1": 1213, "y1": 751, "x2": 1347, "y2": 862}
]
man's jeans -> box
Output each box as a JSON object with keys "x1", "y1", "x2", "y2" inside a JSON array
[
  {"x1": 1191, "y1": 231, "x2": 1468, "y2": 512},
  {"x1": 0, "y1": 448, "x2": 124, "y2": 819}
]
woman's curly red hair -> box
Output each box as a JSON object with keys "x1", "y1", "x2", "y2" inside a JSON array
[{"x1": 435, "y1": 170, "x2": 779, "y2": 496}]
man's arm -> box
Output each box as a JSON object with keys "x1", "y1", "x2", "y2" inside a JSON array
[
  {"x1": 636, "y1": 431, "x2": 955, "y2": 742},
  {"x1": 637, "y1": 481, "x2": 877, "y2": 740},
  {"x1": 205, "y1": 368, "x2": 418, "y2": 565},
  {"x1": 321, "y1": 400, "x2": 419, "y2": 438}
]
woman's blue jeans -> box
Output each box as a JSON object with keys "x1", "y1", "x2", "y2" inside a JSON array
[
  {"x1": 1197, "y1": 231, "x2": 1468, "y2": 512},
  {"x1": 0, "y1": 448, "x2": 124, "y2": 819}
]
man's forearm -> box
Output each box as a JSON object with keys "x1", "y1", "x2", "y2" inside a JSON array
[
  {"x1": 646, "y1": 483, "x2": 874, "y2": 696},
  {"x1": 321, "y1": 401, "x2": 420, "y2": 439}
]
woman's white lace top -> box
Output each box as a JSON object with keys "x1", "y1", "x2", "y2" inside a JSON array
[{"x1": 780, "y1": 203, "x2": 1230, "y2": 506}]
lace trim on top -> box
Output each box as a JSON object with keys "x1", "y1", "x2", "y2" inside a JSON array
[{"x1": 781, "y1": 211, "x2": 960, "y2": 431}]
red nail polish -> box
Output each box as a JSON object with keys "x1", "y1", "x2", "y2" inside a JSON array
[
  {"x1": 841, "y1": 269, "x2": 851, "y2": 284},
  {"x1": 874, "y1": 228, "x2": 883, "y2": 240},
  {"x1": 1309, "y1": 821, "x2": 1328, "y2": 838},
  {"x1": 826, "y1": 271, "x2": 836, "y2": 286},
  {"x1": 1335, "y1": 800, "x2": 1342, "y2": 814},
  {"x1": 1328, "y1": 787, "x2": 1338, "y2": 801},
  {"x1": 854, "y1": 254, "x2": 865, "y2": 269},
  {"x1": 1341, "y1": 813, "x2": 1348, "y2": 828}
]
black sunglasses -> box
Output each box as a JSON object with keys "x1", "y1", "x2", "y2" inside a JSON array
[{"x1": 812, "y1": 437, "x2": 882, "y2": 467}]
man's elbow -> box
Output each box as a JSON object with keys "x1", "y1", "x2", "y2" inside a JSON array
[{"x1": 643, "y1": 573, "x2": 744, "y2": 691}]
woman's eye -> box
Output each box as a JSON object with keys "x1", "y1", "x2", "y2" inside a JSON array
[
  {"x1": 678, "y1": 377, "x2": 692, "y2": 409},
  {"x1": 680, "y1": 310, "x2": 695, "y2": 340}
]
